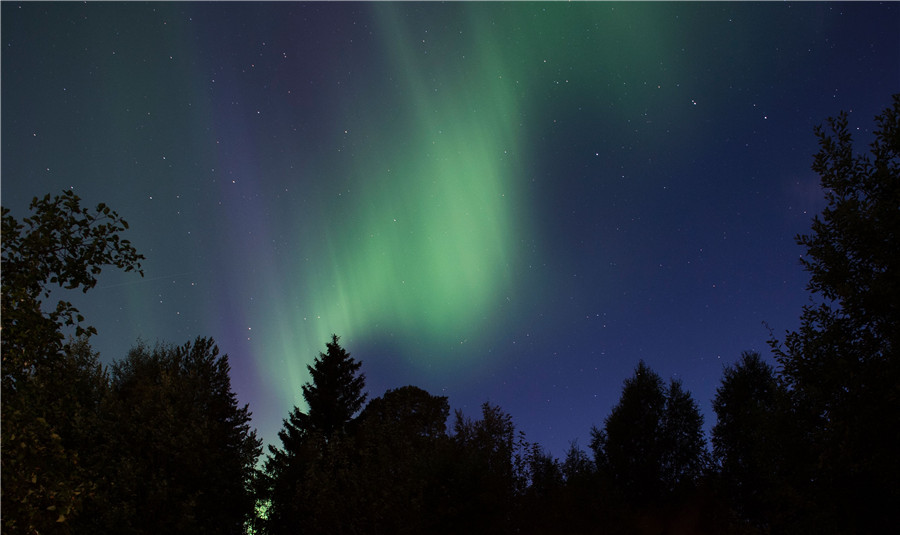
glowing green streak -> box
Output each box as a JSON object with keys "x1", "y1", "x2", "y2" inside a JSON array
[
  {"x1": 266, "y1": 3, "x2": 682, "y2": 408},
  {"x1": 285, "y1": 6, "x2": 524, "y2": 378}
]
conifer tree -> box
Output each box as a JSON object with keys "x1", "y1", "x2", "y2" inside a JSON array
[
  {"x1": 260, "y1": 334, "x2": 366, "y2": 535},
  {"x1": 303, "y1": 334, "x2": 367, "y2": 439}
]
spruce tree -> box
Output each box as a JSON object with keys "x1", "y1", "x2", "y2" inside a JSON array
[
  {"x1": 303, "y1": 334, "x2": 367, "y2": 439},
  {"x1": 260, "y1": 334, "x2": 367, "y2": 535}
]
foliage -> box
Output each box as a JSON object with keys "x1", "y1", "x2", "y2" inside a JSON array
[
  {"x1": 302, "y1": 334, "x2": 368, "y2": 439},
  {"x1": 354, "y1": 386, "x2": 451, "y2": 534},
  {"x1": 1, "y1": 191, "x2": 142, "y2": 534},
  {"x1": 1, "y1": 409, "x2": 88, "y2": 534},
  {"x1": 2, "y1": 338, "x2": 111, "y2": 534},
  {"x1": 2, "y1": 190, "x2": 143, "y2": 388},
  {"x1": 89, "y1": 337, "x2": 262, "y2": 534},
  {"x1": 661, "y1": 379, "x2": 709, "y2": 492},
  {"x1": 590, "y1": 361, "x2": 707, "y2": 504},
  {"x1": 445, "y1": 402, "x2": 530, "y2": 535},
  {"x1": 518, "y1": 445, "x2": 565, "y2": 533},
  {"x1": 771, "y1": 94, "x2": 900, "y2": 532},
  {"x1": 259, "y1": 334, "x2": 367, "y2": 535},
  {"x1": 561, "y1": 441, "x2": 594, "y2": 485},
  {"x1": 711, "y1": 351, "x2": 806, "y2": 531},
  {"x1": 525, "y1": 444, "x2": 563, "y2": 502},
  {"x1": 590, "y1": 361, "x2": 667, "y2": 502},
  {"x1": 249, "y1": 336, "x2": 737, "y2": 534},
  {"x1": 557, "y1": 442, "x2": 601, "y2": 533}
]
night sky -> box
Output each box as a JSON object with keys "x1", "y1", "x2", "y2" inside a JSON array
[{"x1": 3, "y1": 2, "x2": 898, "y2": 459}]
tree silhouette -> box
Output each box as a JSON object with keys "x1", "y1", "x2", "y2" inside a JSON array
[
  {"x1": 260, "y1": 334, "x2": 366, "y2": 535},
  {"x1": 92, "y1": 338, "x2": 262, "y2": 534},
  {"x1": 561, "y1": 441, "x2": 594, "y2": 485},
  {"x1": 661, "y1": 379, "x2": 708, "y2": 494},
  {"x1": 445, "y1": 403, "x2": 527, "y2": 535},
  {"x1": 591, "y1": 361, "x2": 707, "y2": 506},
  {"x1": 771, "y1": 94, "x2": 900, "y2": 533},
  {"x1": 558, "y1": 442, "x2": 600, "y2": 534},
  {"x1": 591, "y1": 360, "x2": 668, "y2": 503},
  {"x1": 712, "y1": 351, "x2": 801, "y2": 530},
  {"x1": 2, "y1": 191, "x2": 143, "y2": 386},
  {"x1": 354, "y1": 386, "x2": 450, "y2": 534},
  {"x1": 1, "y1": 191, "x2": 143, "y2": 534},
  {"x1": 0, "y1": 338, "x2": 108, "y2": 535},
  {"x1": 303, "y1": 334, "x2": 367, "y2": 439},
  {"x1": 518, "y1": 444, "x2": 565, "y2": 534}
]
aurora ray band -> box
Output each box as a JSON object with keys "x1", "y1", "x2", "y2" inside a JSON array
[
  {"x1": 244, "y1": 1, "x2": 685, "y2": 411},
  {"x1": 251, "y1": 4, "x2": 532, "y2": 406}
]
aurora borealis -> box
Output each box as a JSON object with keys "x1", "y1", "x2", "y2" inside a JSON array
[{"x1": 3, "y1": 2, "x2": 898, "y2": 457}]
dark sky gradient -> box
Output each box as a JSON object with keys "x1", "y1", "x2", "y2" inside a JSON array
[{"x1": 3, "y1": 2, "x2": 898, "y2": 458}]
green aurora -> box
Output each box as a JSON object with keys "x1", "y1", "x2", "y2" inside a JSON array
[{"x1": 258, "y1": 4, "x2": 686, "y2": 405}]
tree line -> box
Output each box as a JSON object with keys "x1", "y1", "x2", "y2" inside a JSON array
[{"x1": 2, "y1": 96, "x2": 897, "y2": 534}]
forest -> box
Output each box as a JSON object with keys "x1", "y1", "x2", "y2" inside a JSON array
[{"x1": 2, "y1": 98, "x2": 897, "y2": 534}]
